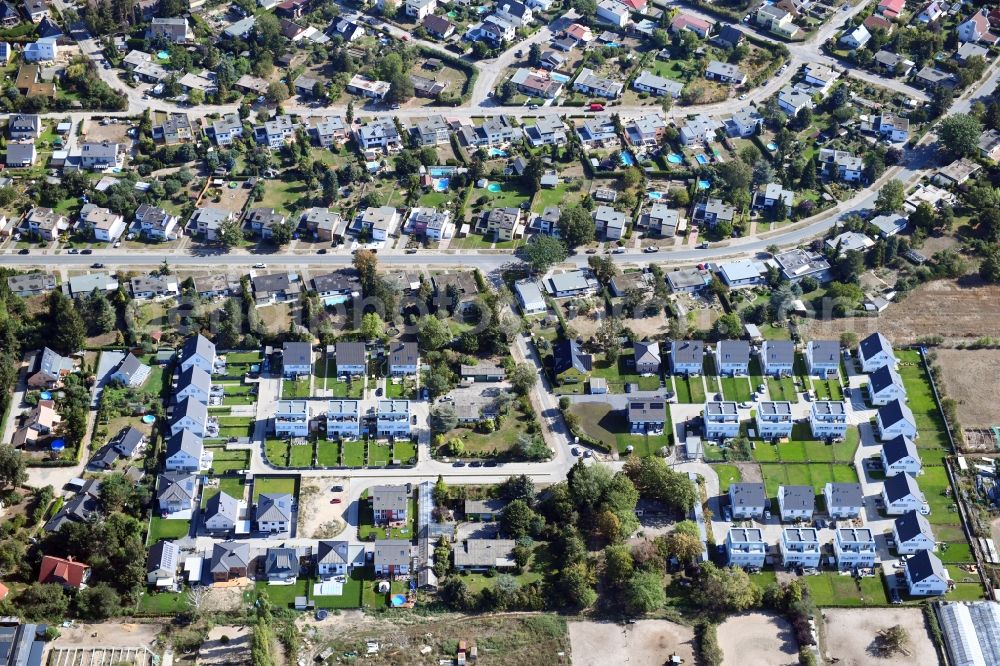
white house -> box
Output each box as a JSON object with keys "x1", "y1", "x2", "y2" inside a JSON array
[
  {"x1": 760, "y1": 340, "x2": 795, "y2": 377},
  {"x1": 756, "y1": 401, "x2": 794, "y2": 439},
  {"x1": 728, "y1": 483, "x2": 767, "y2": 519},
  {"x1": 595, "y1": 0, "x2": 629, "y2": 27},
  {"x1": 80, "y1": 205, "x2": 126, "y2": 242},
  {"x1": 857, "y1": 332, "x2": 896, "y2": 373},
  {"x1": 256, "y1": 493, "x2": 292, "y2": 533},
  {"x1": 23, "y1": 37, "x2": 57, "y2": 62},
  {"x1": 179, "y1": 334, "x2": 216, "y2": 374},
  {"x1": 805, "y1": 340, "x2": 840, "y2": 377},
  {"x1": 514, "y1": 280, "x2": 547, "y2": 315},
  {"x1": 670, "y1": 340, "x2": 703, "y2": 375},
  {"x1": 716, "y1": 340, "x2": 750, "y2": 376},
  {"x1": 867, "y1": 364, "x2": 906, "y2": 405},
  {"x1": 704, "y1": 401, "x2": 740, "y2": 439},
  {"x1": 377, "y1": 400, "x2": 411, "y2": 439},
  {"x1": 840, "y1": 24, "x2": 871, "y2": 49},
  {"x1": 824, "y1": 482, "x2": 864, "y2": 519},
  {"x1": 203, "y1": 491, "x2": 240, "y2": 533},
  {"x1": 169, "y1": 397, "x2": 208, "y2": 439},
  {"x1": 164, "y1": 429, "x2": 204, "y2": 472},
  {"x1": 882, "y1": 472, "x2": 928, "y2": 515},
  {"x1": 405, "y1": 0, "x2": 436, "y2": 19},
  {"x1": 326, "y1": 400, "x2": 361, "y2": 440},
  {"x1": 876, "y1": 399, "x2": 918, "y2": 441},
  {"x1": 316, "y1": 540, "x2": 367, "y2": 577},
  {"x1": 893, "y1": 510, "x2": 936, "y2": 555},
  {"x1": 881, "y1": 435, "x2": 922, "y2": 477},
  {"x1": 777, "y1": 485, "x2": 814, "y2": 522},
  {"x1": 780, "y1": 528, "x2": 821, "y2": 568},
  {"x1": 282, "y1": 341, "x2": 312, "y2": 377},
  {"x1": 834, "y1": 528, "x2": 877, "y2": 570},
  {"x1": 726, "y1": 528, "x2": 767, "y2": 568},
  {"x1": 175, "y1": 365, "x2": 212, "y2": 405},
  {"x1": 274, "y1": 400, "x2": 309, "y2": 438},
  {"x1": 905, "y1": 550, "x2": 950, "y2": 596},
  {"x1": 810, "y1": 401, "x2": 848, "y2": 439}
]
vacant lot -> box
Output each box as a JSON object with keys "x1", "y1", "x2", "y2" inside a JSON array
[
  {"x1": 51, "y1": 622, "x2": 161, "y2": 649},
  {"x1": 568, "y1": 619, "x2": 694, "y2": 666},
  {"x1": 718, "y1": 613, "x2": 798, "y2": 666},
  {"x1": 198, "y1": 626, "x2": 251, "y2": 665},
  {"x1": 802, "y1": 279, "x2": 1000, "y2": 344},
  {"x1": 821, "y1": 608, "x2": 937, "y2": 666},
  {"x1": 298, "y1": 476, "x2": 346, "y2": 538},
  {"x1": 935, "y1": 348, "x2": 1000, "y2": 430}
]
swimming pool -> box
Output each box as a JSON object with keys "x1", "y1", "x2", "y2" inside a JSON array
[
  {"x1": 429, "y1": 167, "x2": 455, "y2": 177},
  {"x1": 695, "y1": 154, "x2": 709, "y2": 165},
  {"x1": 698, "y1": 179, "x2": 711, "y2": 190},
  {"x1": 157, "y1": 50, "x2": 170, "y2": 60},
  {"x1": 447, "y1": 10, "x2": 457, "y2": 16},
  {"x1": 434, "y1": 177, "x2": 449, "y2": 192},
  {"x1": 322, "y1": 294, "x2": 351, "y2": 307},
  {"x1": 142, "y1": 414, "x2": 156, "y2": 424},
  {"x1": 391, "y1": 594, "x2": 407, "y2": 607},
  {"x1": 550, "y1": 73, "x2": 570, "y2": 83},
  {"x1": 487, "y1": 183, "x2": 502, "y2": 192},
  {"x1": 648, "y1": 191, "x2": 664, "y2": 200},
  {"x1": 666, "y1": 153, "x2": 683, "y2": 164},
  {"x1": 488, "y1": 147, "x2": 507, "y2": 157},
  {"x1": 39, "y1": 391, "x2": 52, "y2": 400},
  {"x1": 767, "y1": 141, "x2": 778, "y2": 151},
  {"x1": 620, "y1": 151, "x2": 636, "y2": 166}
]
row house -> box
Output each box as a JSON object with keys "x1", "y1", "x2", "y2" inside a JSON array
[{"x1": 810, "y1": 401, "x2": 849, "y2": 439}]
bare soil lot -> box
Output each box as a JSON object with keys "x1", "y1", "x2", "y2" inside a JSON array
[
  {"x1": 801, "y1": 278, "x2": 1000, "y2": 344},
  {"x1": 81, "y1": 119, "x2": 131, "y2": 143},
  {"x1": 298, "y1": 476, "x2": 348, "y2": 538},
  {"x1": 200, "y1": 584, "x2": 249, "y2": 612},
  {"x1": 821, "y1": 608, "x2": 937, "y2": 666},
  {"x1": 718, "y1": 612, "x2": 798, "y2": 666},
  {"x1": 52, "y1": 622, "x2": 161, "y2": 649},
  {"x1": 198, "y1": 626, "x2": 251, "y2": 665},
  {"x1": 568, "y1": 619, "x2": 695, "y2": 666},
  {"x1": 935, "y1": 349, "x2": 1000, "y2": 430}
]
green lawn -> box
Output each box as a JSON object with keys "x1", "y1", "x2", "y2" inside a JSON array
[
  {"x1": 368, "y1": 442, "x2": 392, "y2": 466},
  {"x1": 674, "y1": 375, "x2": 692, "y2": 403},
  {"x1": 314, "y1": 570, "x2": 365, "y2": 609},
  {"x1": 361, "y1": 578, "x2": 408, "y2": 609},
  {"x1": 316, "y1": 440, "x2": 341, "y2": 466},
  {"x1": 259, "y1": 174, "x2": 309, "y2": 216},
  {"x1": 714, "y1": 464, "x2": 742, "y2": 492},
  {"x1": 210, "y1": 449, "x2": 251, "y2": 474},
  {"x1": 385, "y1": 378, "x2": 414, "y2": 399},
  {"x1": 760, "y1": 462, "x2": 858, "y2": 497},
  {"x1": 588, "y1": 351, "x2": 661, "y2": 393},
  {"x1": 754, "y1": 425, "x2": 859, "y2": 463},
  {"x1": 805, "y1": 572, "x2": 889, "y2": 607},
  {"x1": 147, "y1": 517, "x2": 191, "y2": 545},
  {"x1": 328, "y1": 377, "x2": 364, "y2": 398},
  {"x1": 811, "y1": 378, "x2": 843, "y2": 400},
  {"x1": 944, "y1": 583, "x2": 986, "y2": 601},
  {"x1": 393, "y1": 441, "x2": 417, "y2": 464},
  {"x1": 254, "y1": 578, "x2": 310, "y2": 609},
  {"x1": 919, "y1": 465, "x2": 961, "y2": 526},
  {"x1": 720, "y1": 376, "x2": 752, "y2": 402},
  {"x1": 201, "y1": 478, "x2": 246, "y2": 507},
  {"x1": 288, "y1": 442, "x2": 314, "y2": 467},
  {"x1": 136, "y1": 590, "x2": 189, "y2": 614},
  {"x1": 342, "y1": 440, "x2": 365, "y2": 467},
  {"x1": 253, "y1": 476, "x2": 299, "y2": 502},
  {"x1": 282, "y1": 378, "x2": 311, "y2": 399},
  {"x1": 358, "y1": 497, "x2": 416, "y2": 541},
  {"x1": 767, "y1": 377, "x2": 799, "y2": 401},
  {"x1": 569, "y1": 402, "x2": 671, "y2": 456},
  {"x1": 266, "y1": 439, "x2": 290, "y2": 466}
]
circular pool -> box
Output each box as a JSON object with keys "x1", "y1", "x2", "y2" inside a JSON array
[
  {"x1": 39, "y1": 391, "x2": 52, "y2": 400},
  {"x1": 142, "y1": 414, "x2": 156, "y2": 424},
  {"x1": 666, "y1": 153, "x2": 683, "y2": 164},
  {"x1": 390, "y1": 594, "x2": 407, "y2": 607},
  {"x1": 487, "y1": 183, "x2": 502, "y2": 193},
  {"x1": 767, "y1": 142, "x2": 778, "y2": 151}
]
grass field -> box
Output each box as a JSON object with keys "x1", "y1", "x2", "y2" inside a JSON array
[
  {"x1": 329, "y1": 378, "x2": 364, "y2": 398},
  {"x1": 282, "y1": 378, "x2": 311, "y2": 399},
  {"x1": 317, "y1": 440, "x2": 341, "y2": 466},
  {"x1": 759, "y1": 462, "x2": 858, "y2": 497},
  {"x1": 254, "y1": 578, "x2": 310, "y2": 609},
  {"x1": 674, "y1": 376, "x2": 692, "y2": 403},
  {"x1": 715, "y1": 464, "x2": 742, "y2": 492},
  {"x1": 368, "y1": 442, "x2": 392, "y2": 466},
  {"x1": 253, "y1": 476, "x2": 298, "y2": 502},
  {"x1": 210, "y1": 449, "x2": 251, "y2": 474},
  {"x1": 720, "y1": 375, "x2": 753, "y2": 402},
  {"x1": 266, "y1": 439, "x2": 290, "y2": 466},
  {"x1": 895, "y1": 350, "x2": 952, "y2": 453},
  {"x1": 805, "y1": 572, "x2": 889, "y2": 607},
  {"x1": 313, "y1": 570, "x2": 365, "y2": 609},
  {"x1": 752, "y1": 425, "x2": 859, "y2": 463},
  {"x1": 289, "y1": 442, "x2": 314, "y2": 467},
  {"x1": 136, "y1": 590, "x2": 189, "y2": 614},
  {"x1": 358, "y1": 496, "x2": 416, "y2": 541},
  {"x1": 767, "y1": 376, "x2": 799, "y2": 401},
  {"x1": 393, "y1": 441, "x2": 417, "y2": 463},
  {"x1": 343, "y1": 440, "x2": 365, "y2": 467},
  {"x1": 569, "y1": 402, "x2": 671, "y2": 455},
  {"x1": 589, "y1": 351, "x2": 662, "y2": 393},
  {"x1": 147, "y1": 517, "x2": 190, "y2": 544},
  {"x1": 201, "y1": 477, "x2": 246, "y2": 507}
]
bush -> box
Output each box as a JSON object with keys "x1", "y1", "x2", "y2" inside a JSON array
[{"x1": 697, "y1": 623, "x2": 723, "y2": 666}]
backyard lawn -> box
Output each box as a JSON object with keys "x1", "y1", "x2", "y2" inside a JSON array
[
  {"x1": 804, "y1": 572, "x2": 889, "y2": 607},
  {"x1": 342, "y1": 440, "x2": 366, "y2": 467},
  {"x1": 136, "y1": 590, "x2": 189, "y2": 614},
  {"x1": 253, "y1": 578, "x2": 310, "y2": 609},
  {"x1": 569, "y1": 402, "x2": 670, "y2": 456},
  {"x1": 720, "y1": 376, "x2": 753, "y2": 402},
  {"x1": 253, "y1": 476, "x2": 299, "y2": 501},
  {"x1": 288, "y1": 442, "x2": 314, "y2": 467},
  {"x1": 316, "y1": 440, "x2": 341, "y2": 466},
  {"x1": 368, "y1": 442, "x2": 392, "y2": 466},
  {"x1": 328, "y1": 378, "x2": 364, "y2": 398},
  {"x1": 589, "y1": 351, "x2": 661, "y2": 393},
  {"x1": 393, "y1": 441, "x2": 417, "y2": 464},
  {"x1": 759, "y1": 462, "x2": 858, "y2": 498},
  {"x1": 147, "y1": 517, "x2": 191, "y2": 545},
  {"x1": 282, "y1": 378, "x2": 310, "y2": 399},
  {"x1": 266, "y1": 439, "x2": 290, "y2": 466},
  {"x1": 714, "y1": 464, "x2": 742, "y2": 492},
  {"x1": 210, "y1": 449, "x2": 251, "y2": 474},
  {"x1": 313, "y1": 570, "x2": 365, "y2": 609}
]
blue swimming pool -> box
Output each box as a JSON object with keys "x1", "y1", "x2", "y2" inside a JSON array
[
  {"x1": 488, "y1": 183, "x2": 502, "y2": 192},
  {"x1": 488, "y1": 147, "x2": 507, "y2": 157},
  {"x1": 157, "y1": 50, "x2": 170, "y2": 60},
  {"x1": 434, "y1": 178, "x2": 449, "y2": 192},
  {"x1": 648, "y1": 191, "x2": 664, "y2": 200},
  {"x1": 620, "y1": 151, "x2": 636, "y2": 166},
  {"x1": 390, "y1": 594, "x2": 407, "y2": 607},
  {"x1": 39, "y1": 391, "x2": 52, "y2": 400},
  {"x1": 667, "y1": 153, "x2": 683, "y2": 164},
  {"x1": 429, "y1": 167, "x2": 455, "y2": 177},
  {"x1": 695, "y1": 154, "x2": 709, "y2": 165},
  {"x1": 698, "y1": 179, "x2": 711, "y2": 190},
  {"x1": 142, "y1": 414, "x2": 156, "y2": 424},
  {"x1": 767, "y1": 141, "x2": 778, "y2": 151},
  {"x1": 550, "y1": 73, "x2": 570, "y2": 83}
]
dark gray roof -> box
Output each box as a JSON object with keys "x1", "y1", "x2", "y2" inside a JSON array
[
  {"x1": 317, "y1": 540, "x2": 367, "y2": 566},
  {"x1": 869, "y1": 364, "x2": 904, "y2": 394},
  {"x1": 178, "y1": 365, "x2": 211, "y2": 395},
  {"x1": 730, "y1": 483, "x2": 767, "y2": 508},
  {"x1": 336, "y1": 342, "x2": 366, "y2": 367},
  {"x1": 165, "y1": 428, "x2": 203, "y2": 460},
  {"x1": 211, "y1": 541, "x2": 250, "y2": 573},
  {"x1": 906, "y1": 549, "x2": 948, "y2": 583},
  {"x1": 859, "y1": 332, "x2": 892, "y2": 362},
  {"x1": 205, "y1": 490, "x2": 239, "y2": 523},
  {"x1": 282, "y1": 341, "x2": 312, "y2": 367},
  {"x1": 372, "y1": 484, "x2": 408, "y2": 512},
  {"x1": 147, "y1": 539, "x2": 178, "y2": 573},
  {"x1": 878, "y1": 398, "x2": 915, "y2": 428},
  {"x1": 374, "y1": 539, "x2": 411, "y2": 567},
  {"x1": 257, "y1": 493, "x2": 292, "y2": 522},
  {"x1": 156, "y1": 471, "x2": 197, "y2": 502},
  {"x1": 264, "y1": 547, "x2": 298, "y2": 575},
  {"x1": 827, "y1": 482, "x2": 863, "y2": 507},
  {"x1": 553, "y1": 339, "x2": 592, "y2": 374},
  {"x1": 465, "y1": 498, "x2": 508, "y2": 515},
  {"x1": 112, "y1": 353, "x2": 148, "y2": 384},
  {"x1": 808, "y1": 340, "x2": 840, "y2": 365},
  {"x1": 894, "y1": 510, "x2": 934, "y2": 544},
  {"x1": 171, "y1": 396, "x2": 208, "y2": 427},
  {"x1": 671, "y1": 340, "x2": 704, "y2": 365},
  {"x1": 389, "y1": 341, "x2": 419, "y2": 369},
  {"x1": 111, "y1": 426, "x2": 145, "y2": 457},
  {"x1": 883, "y1": 472, "x2": 921, "y2": 503},
  {"x1": 882, "y1": 435, "x2": 918, "y2": 465},
  {"x1": 181, "y1": 333, "x2": 215, "y2": 364},
  {"x1": 779, "y1": 485, "x2": 814, "y2": 511},
  {"x1": 763, "y1": 340, "x2": 795, "y2": 365},
  {"x1": 311, "y1": 270, "x2": 360, "y2": 293},
  {"x1": 718, "y1": 340, "x2": 751, "y2": 364}
]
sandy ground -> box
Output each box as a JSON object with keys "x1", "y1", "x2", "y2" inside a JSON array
[
  {"x1": 198, "y1": 626, "x2": 251, "y2": 665},
  {"x1": 567, "y1": 619, "x2": 695, "y2": 666},
  {"x1": 821, "y1": 608, "x2": 937, "y2": 666},
  {"x1": 298, "y1": 476, "x2": 348, "y2": 538},
  {"x1": 718, "y1": 613, "x2": 798, "y2": 666},
  {"x1": 935, "y1": 349, "x2": 1000, "y2": 430},
  {"x1": 52, "y1": 622, "x2": 161, "y2": 648},
  {"x1": 991, "y1": 517, "x2": 1000, "y2": 549},
  {"x1": 734, "y1": 461, "x2": 763, "y2": 483},
  {"x1": 201, "y1": 584, "x2": 249, "y2": 612},
  {"x1": 801, "y1": 279, "x2": 1000, "y2": 344}
]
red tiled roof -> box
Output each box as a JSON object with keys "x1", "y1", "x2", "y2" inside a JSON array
[
  {"x1": 864, "y1": 15, "x2": 893, "y2": 31},
  {"x1": 616, "y1": 0, "x2": 646, "y2": 9},
  {"x1": 671, "y1": 14, "x2": 711, "y2": 32},
  {"x1": 877, "y1": 0, "x2": 904, "y2": 16},
  {"x1": 39, "y1": 555, "x2": 90, "y2": 589}
]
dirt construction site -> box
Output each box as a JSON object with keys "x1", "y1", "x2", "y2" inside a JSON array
[
  {"x1": 567, "y1": 619, "x2": 695, "y2": 666},
  {"x1": 801, "y1": 279, "x2": 1000, "y2": 344},
  {"x1": 820, "y1": 608, "x2": 938, "y2": 666},
  {"x1": 718, "y1": 612, "x2": 799, "y2": 666}
]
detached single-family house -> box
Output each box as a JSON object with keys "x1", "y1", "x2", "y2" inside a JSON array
[
  {"x1": 725, "y1": 528, "x2": 767, "y2": 568},
  {"x1": 905, "y1": 550, "x2": 949, "y2": 595},
  {"x1": 453, "y1": 539, "x2": 517, "y2": 572},
  {"x1": 147, "y1": 540, "x2": 178, "y2": 588},
  {"x1": 810, "y1": 401, "x2": 849, "y2": 439},
  {"x1": 781, "y1": 528, "x2": 822, "y2": 568},
  {"x1": 210, "y1": 542, "x2": 250, "y2": 582},
  {"x1": 867, "y1": 364, "x2": 906, "y2": 406},
  {"x1": 264, "y1": 547, "x2": 299, "y2": 583},
  {"x1": 175, "y1": 365, "x2": 212, "y2": 405},
  {"x1": 334, "y1": 342, "x2": 366, "y2": 377},
  {"x1": 824, "y1": 482, "x2": 864, "y2": 519},
  {"x1": 877, "y1": 399, "x2": 918, "y2": 441},
  {"x1": 553, "y1": 339, "x2": 592, "y2": 385},
  {"x1": 27, "y1": 347, "x2": 73, "y2": 389},
  {"x1": 374, "y1": 539, "x2": 410, "y2": 578},
  {"x1": 514, "y1": 280, "x2": 546, "y2": 315},
  {"x1": 316, "y1": 540, "x2": 367, "y2": 577},
  {"x1": 388, "y1": 342, "x2": 419, "y2": 377},
  {"x1": 633, "y1": 341, "x2": 660, "y2": 375},
  {"x1": 256, "y1": 493, "x2": 292, "y2": 533},
  {"x1": 156, "y1": 472, "x2": 198, "y2": 515},
  {"x1": 834, "y1": 528, "x2": 877, "y2": 570},
  {"x1": 858, "y1": 332, "x2": 896, "y2": 373},
  {"x1": 109, "y1": 352, "x2": 151, "y2": 388},
  {"x1": 805, "y1": 340, "x2": 840, "y2": 377},
  {"x1": 671, "y1": 12, "x2": 712, "y2": 38},
  {"x1": 169, "y1": 397, "x2": 208, "y2": 439},
  {"x1": 628, "y1": 400, "x2": 666, "y2": 434},
  {"x1": 465, "y1": 498, "x2": 507, "y2": 521},
  {"x1": 376, "y1": 400, "x2": 410, "y2": 439},
  {"x1": 717, "y1": 340, "x2": 750, "y2": 376},
  {"x1": 818, "y1": 148, "x2": 863, "y2": 183},
  {"x1": 274, "y1": 400, "x2": 309, "y2": 438},
  {"x1": 705, "y1": 401, "x2": 740, "y2": 439},
  {"x1": 670, "y1": 340, "x2": 704, "y2": 375},
  {"x1": 372, "y1": 485, "x2": 408, "y2": 524},
  {"x1": 719, "y1": 260, "x2": 767, "y2": 288},
  {"x1": 883, "y1": 471, "x2": 928, "y2": 516},
  {"x1": 760, "y1": 340, "x2": 795, "y2": 377},
  {"x1": 729, "y1": 483, "x2": 767, "y2": 519},
  {"x1": 326, "y1": 400, "x2": 361, "y2": 440},
  {"x1": 840, "y1": 24, "x2": 871, "y2": 49},
  {"x1": 881, "y1": 435, "x2": 921, "y2": 477},
  {"x1": 893, "y1": 510, "x2": 936, "y2": 554},
  {"x1": 38, "y1": 555, "x2": 90, "y2": 589},
  {"x1": 958, "y1": 8, "x2": 997, "y2": 44},
  {"x1": 203, "y1": 491, "x2": 240, "y2": 533},
  {"x1": 777, "y1": 485, "x2": 814, "y2": 521},
  {"x1": 756, "y1": 401, "x2": 794, "y2": 439},
  {"x1": 281, "y1": 341, "x2": 312, "y2": 377}
]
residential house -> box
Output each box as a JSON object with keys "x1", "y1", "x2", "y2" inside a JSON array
[
  {"x1": 483, "y1": 206, "x2": 524, "y2": 242},
  {"x1": 532, "y1": 205, "x2": 561, "y2": 237},
  {"x1": 251, "y1": 272, "x2": 301, "y2": 305},
  {"x1": 958, "y1": 8, "x2": 997, "y2": 44},
  {"x1": 715, "y1": 24, "x2": 745, "y2": 48},
  {"x1": 871, "y1": 113, "x2": 910, "y2": 142},
  {"x1": 882, "y1": 472, "x2": 927, "y2": 515},
  {"x1": 7, "y1": 273, "x2": 55, "y2": 297},
  {"x1": 376, "y1": 400, "x2": 411, "y2": 439},
  {"x1": 24, "y1": 207, "x2": 69, "y2": 241},
  {"x1": 877, "y1": 0, "x2": 904, "y2": 19},
  {"x1": 109, "y1": 353, "x2": 150, "y2": 388},
  {"x1": 309, "y1": 116, "x2": 348, "y2": 148},
  {"x1": 189, "y1": 207, "x2": 233, "y2": 241},
  {"x1": 146, "y1": 540, "x2": 178, "y2": 587},
  {"x1": 179, "y1": 334, "x2": 215, "y2": 374},
  {"x1": 256, "y1": 493, "x2": 292, "y2": 533},
  {"x1": 671, "y1": 13, "x2": 712, "y2": 38},
  {"x1": 412, "y1": 115, "x2": 451, "y2": 147},
  {"x1": 152, "y1": 113, "x2": 193, "y2": 144},
  {"x1": 627, "y1": 399, "x2": 666, "y2": 434},
  {"x1": 624, "y1": 114, "x2": 667, "y2": 148},
  {"x1": 893, "y1": 510, "x2": 936, "y2": 554},
  {"x1": 876, "y1": 399, "x2": 918, "y2": 440},
  {"x1": 281, "y1": 341, "x2": 312, "y2": 378},
  {"x1": 679, "y1": 114, "x2": 723, "y2": 145},
  {"x1": 148, "y1": 17, "x2": 192, "y2": 42},
  {"x1": 915, "y1": 66, "x2": 956, "y2": 90},
  {"x1": 409, "y1": 208, "x2": 454, "y2": 241},
  {"x1": 576, "y1": 115, "x2": 618, "y2": 145},
  {"x1": 432, "y1": 272, "x2": 480, "y2": 314},
  {"x1": 348, "y1": 75, "x2": 392, "y2": 102},
  {"x1": 164, "y1": 428, "x2": 205, "y2": 471},
  {"x1": 134, "y1": 204, "x2": 179, "y2": 241},
  {"x1": 869, "y1": 213, "x2": 908, "y2": 238},
  {"x1": 756, "y1": 401, "x2": 794, "y2": 439},
  {"x1": 422, "y1": 14, "x2": 454, "y2": 38},
  {"x1": 760, "y1": 340, "x2": 795, "y2": 377},
  {"x1": 64, "y1": 272, "x2": 118, "y2": 298},
  {"x1": 169, "y1": 395, "x2": 208, "y2": 439},
  {"x1": 356, "y1": 206, "x2": 401, "y2": 241},
  {"x1": 209, "y1": 542, "x2": 250, "y2": 582},
  {"x1": 573, "y1": 67, "x2": 624, "y2": 98},
  {"x1": 917, "y1": 0, "x2": 944, "y2": 22},
  {"x1": 514, "y1": 280, "x2": 546, "y2": 314},
  {"x1": 826, "y1": 230, "x2": 875, "y2": 255},
  {"x1": 704, "y1": 401, "x2": 740, "y2": 439},
  {"x1": 372, "y1": 485, "x2": 408, "y2": 524},
  {"x1": 5, "y1": 142, "x2": 35, "y2": 168},
  {"x1": 717, "y1": 340, "x2": 750, "y2": 376},
  {"x1": 193, "y1": 274, "x2": 233, "y2": 299},
  {"x1": 670, "y1": 340, "x2": 705, "y2": 376},
  {"x1": 11, "y1": 399, "x2": 59, "y2": 447},
  {"x1": 718, "y1": 260, "x2": 767, "y2": 288},
  {"x1": 705, "y1": 60, "x2": 745, "y2": 85},
  {"x1": 632, "y1": 70, "x2": 683, "y2": 98},
  {"x1": 633, "y1": 341, "x2": 661, "y2": 374},
  {"x1": 781, "y1": 528, "x2": 821, "y2": 568},
  {"x1": 881, "y1": 435, "x2": 921, "y2": 477},
  {"x1": 643, "y1": 204, "x2": 680, "y2": 237},
  {"x1": 42, "y1": 479, "x2": 100, "y2": 531},
  {"x1": 810, "y1": 401, "x2": 849, "y2": 439},
  {"x1": 819, "y1": 148, "x2": 863, "y2": 182},
  {"x1": 753, "y1": 182, "x2": 795, "y2": 215},
  {"x1": 156, "y1": 472, "x2": 197, "y2": 515},
  {"x1": 593, "y1": 205, "x2": 626, "y2": 240},
  {"x1": 595, "y1": 0, "x2": 629, "y2": 27},
  {"x1": 388, "y1": 342, "x2": 419, "y2": 376},
  {"x1": 253, "y1": 115, "x2": 297, "y2": 149},
  {"x1": 475, "y1": 15, "x2": 516, "y2": 46},
  {"x1": 724, "y1": 109, "x2": 764, "y2": 137},
  {"x1": 301, "y1": 209, "x2": 346, "y2": 242},
  {"x1": 494, "y1": 0, "x2": 532, "y2": 26},
  {"x1": 79, "y1": 205, "x2": 126, "y2": 242},
  {"x1": 38, "y1": 555, "x2": 90, "y2": 589},
  {"x1": 374, "y1": 539, "x2": 410, "y2": 577},
  {"x1": 244, "y1": 207, "x2": 287, "y2": 240},
  {"x1": 405, "y1": 0, "x2": 436, "y2": 18},
  {"x1": 824, "y1": 482, "x2": 864, "y2": 519},
  {"x1": 904, "y1": 550, "x2": 949, "y2": 595},
  {"x1": 316, "y1": 541, "x2": 366, "y2": 577},
  {"x1": 454, "y1": 539, "x2": 517, "y2": 571},
  {"x1": 203, "y1": 491, "x2": 240, "y2": 533},
  {"x1": 274, "y1": 400, "x2": 309, "y2": 438},
  {"x1": 805, "y1": 340, "x2": 840, "y2": 378},
  {"x1": 509, "y1": 68, "x2": 563, "y2": 99},
  {"x1": 777, "y1": 85, "x2": 814, "y2": 116},
  {"x1": 8, "y1": 114, "x2": 40, "y2": 140},
  {"x1": 79, "y1": 141, "x2": 124, "y2": 170},
  {"x1": 27, "y1": 348, "x2": 73, "y2": 389},
  {"x1": 335, "y1": 342, "x2": 367, "y2": 376},
  {"x1": 834, "y1": 528, "x2": 877, "y2": 570},
  {"x1": 756, "y1": 4, "x2": 798, "y2": 38},
  {"x1": 725, "y1": 528, "x2": 767, "y2": 567},
  {"x1": 330, "y1": 17, "x2": 365, "y2": 41},
  {"x1": 175, "y1": 366, "x2": 212, "y2": 405},
  {"x1": 802, "y1": 63, "x2": 840, "y2": 94},
  {"x1": 840, "y1": 24, "x2": 871, "y2": 49},
  {"x1": 552, "y1": 338, "x2": 592, "y2": 384},
  {"x1": 728, "y1": 483, "x2": 767, "y2": 519},
  {"x1": 867, "y1": 363, "x2": 906, "y2": 406},
  {"x1": 457, "y1": 116, "x2": 522, "y2": 147},
  {"x1": 525, "y1": 115, "x2": 567, "y2": 146},
  {"x1": 465, "y1": 498, "x2": 507, "y2": 521},
  {"x1": 209, "y1": 113, "x2": 244, "y2": 146},
  {"x1": 693, "y1": 198, "x2": 735, "y2": 227},
  {"x1": 858, "y1": 332, "x2": 896, "y2": 372},
  {"x1": 666, "y1": 267, "x2": 712, "y2": 293},
  {"x1": 873, "y1": 50, "x2": 915, "y2": 76},
  {"x1": 777, "y1": 485, "x2": 814, "y2": 521},
  {"x1": 933, "y1": 158, "x2": 980, "y2": 187},
  {"x1": 326, "y1": 400, "x2": 361, "y2": 440},
  {"x1": 130, "y1": 274, "x2": 179, "y2": 300}
]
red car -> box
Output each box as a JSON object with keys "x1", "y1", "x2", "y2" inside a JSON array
[{"x1": 330, "y1": 498, "x2": 342, "y2": 504}]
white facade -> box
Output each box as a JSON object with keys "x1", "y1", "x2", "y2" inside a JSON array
[
  {"x1": 755, "y1": 401, "x2": 794, "y2": 439},
  {"x1": 725, "y1": 528, "x2": 767, "y2": 567},
  {"x1": 810, "y1": 401, "x2": 849, "y2": 439},
  {"x1": 377, "y1": 400, "x2": 411, "y2": 439},
  {"x1": 274, "y1": 400, "x2": 309, "y2": 438},
  {"x1": 704, "y1": 401, "x2": 740, "y2": 439},
  {"x1": 834, "y1": 528, "x2": 877, "y2": 570},
  {"x1": 780, "y1": 528, "x2": 821, "y2": 568}
]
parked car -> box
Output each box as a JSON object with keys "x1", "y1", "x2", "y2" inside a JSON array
[
  {"x1": 17, "y1": 248, "x2": 28, "y2": 255},
  {"x1": 330, "y1": 498, "x2": 342, "y2": 504},
  {"x1": 81, "y1": 249, "x2": 93, "y2": 254}
]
